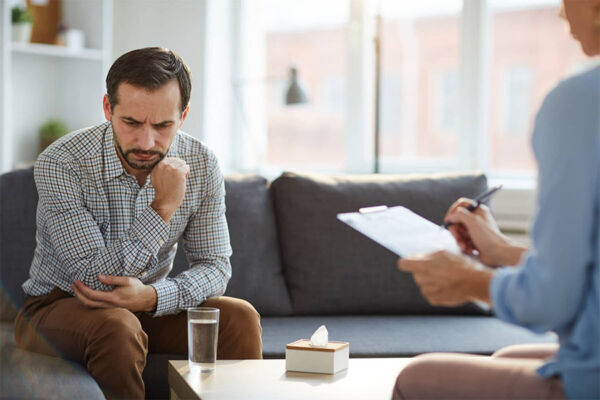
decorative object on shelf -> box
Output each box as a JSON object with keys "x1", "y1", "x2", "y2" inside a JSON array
[
  {"x1": 56, "y1": 24, "x2": 85, "y2": 50},
  {"x1": 39, "y1": 119, "x2": 68, "y2": 153},
  {"x1": 27, "y1": 0, "x2": 61, "y2": 45},
  {"x1": 11, "y1": 6, "x2": 34, "y2": 44}
]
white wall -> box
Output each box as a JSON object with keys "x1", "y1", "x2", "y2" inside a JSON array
[{"x1": 112, "y1": 0, "x2": 207, "y2": 142}]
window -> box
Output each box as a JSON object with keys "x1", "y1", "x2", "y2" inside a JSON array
[
  {"x1": 488, "y1": 0, "x2": 589, "y2": 175},
  {"x1": 379, "y1": 0, "x2": 463, "y2": 168},
  {"x1": 502, "y1": 66, "x2": 532, "y2": 137},
  {"x1": 380, "y1": 73, "x2": 402, "y2": 133},
  {"x1": 233, "y1": 0, "x2": 592, "y2": 180},
  {"x1": 434, "y1": 69, "x2": 459, "y2": 134},
  {"x1": 261, "y1": 0, "x2": 349, "y2": 170}
]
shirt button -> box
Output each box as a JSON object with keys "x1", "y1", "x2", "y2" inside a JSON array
[
  {"x1": 158, "y1": 239, "x2": 165, "y2": 246},
  {"x1": 140, "y1": 271, "x2": 147, "y2": 277}
]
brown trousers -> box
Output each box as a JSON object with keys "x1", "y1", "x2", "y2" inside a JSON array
[
  {"x1": 393, "y1": 343, "x2": 567, "y2": 399},
  {"x1": 14, "y1": 289, "x2": 263, "y2": 400}
]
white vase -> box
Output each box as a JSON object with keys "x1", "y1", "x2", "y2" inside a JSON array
[{"x1": 12, "y1": 23, "x2": 33, "y2": 44}]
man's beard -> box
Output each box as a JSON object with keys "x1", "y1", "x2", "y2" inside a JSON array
[{"x1": 113, "y1": 130, "x2": 166, "y2": 171}]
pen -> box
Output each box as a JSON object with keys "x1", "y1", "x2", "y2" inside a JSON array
[{"x1": 442, "y1": 184, "x2": 503, "y2": 229}]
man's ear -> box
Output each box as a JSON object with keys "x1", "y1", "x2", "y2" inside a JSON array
[
  {"x1": 179, "y1": 104, "x2": 190, "y2": 128},
  {"x1": 102, "y1": 94, "x2": 112, "y2": 121}
]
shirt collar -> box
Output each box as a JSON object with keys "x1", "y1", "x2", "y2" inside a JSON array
[{"x1": 103, "y1": 123, "x2": 127, "y2": 182}]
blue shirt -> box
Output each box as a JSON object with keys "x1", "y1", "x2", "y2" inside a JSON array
[{"x1": 491, "y1": 66, "x2": 600, "y2": 399}]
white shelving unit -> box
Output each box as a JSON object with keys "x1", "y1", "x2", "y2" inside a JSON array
[
  {"x1": 11, "y1": 42, "x2": 105, "y2": 60},
  {"x1": 0, "y1": 0, "x2": 113, "y2": 172}
]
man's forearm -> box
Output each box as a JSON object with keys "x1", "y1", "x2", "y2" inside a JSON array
[{"x1": 142, "y1": 284, "x2": 158, "y2": 312}]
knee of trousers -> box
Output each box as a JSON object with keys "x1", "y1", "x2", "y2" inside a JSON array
[
  {"x1": 219, "y1": 298, "x2": 262, "y2": 334},
  {"x1": 394, "y1": 354, "x2": 438, "y2": 396},
  {"x1": 89, "y1": 308, "x2": 148, "y2": 360}
]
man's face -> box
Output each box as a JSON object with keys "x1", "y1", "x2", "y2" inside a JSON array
[{"x1": 103, "y1": 80, "x2": 189, "y2": 171}]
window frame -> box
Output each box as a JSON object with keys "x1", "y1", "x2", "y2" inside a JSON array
[{"x1": 230, "y1": 0, "x2": 546, "y2": 230}]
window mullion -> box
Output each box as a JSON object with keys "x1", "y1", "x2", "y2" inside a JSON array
[
  {"x1": 346, "y1": 0, "x2": 375, "y2": 173},
  {"x1": 459, "y1": 0, "x2": 492, "y2": 172}
]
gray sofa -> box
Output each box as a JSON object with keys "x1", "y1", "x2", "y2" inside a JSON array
[{"x1": 0, "y1": 167, "x2": 555, "y2": 399}]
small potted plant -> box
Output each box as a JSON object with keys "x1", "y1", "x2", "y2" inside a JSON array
[
  {"x1": 11, "y1": 6, "x2": 34, "y2": 44},
  {"x1": 39, "y1": 119, "x2": 68, "y2": 153}
]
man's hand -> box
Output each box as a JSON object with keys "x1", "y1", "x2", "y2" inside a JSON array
[
  {"x1": 397, "y1": 251, "x2": 493, "y2": 306},
  {"x1": 444, "y1": 198, "x2": 526, "y2": 267},
  {"x1": 71, "y1": 275, "x2": 157, "y2": 312},
  {"x1": 150, "y1": 157, "x2": 190, "y2": 223}
]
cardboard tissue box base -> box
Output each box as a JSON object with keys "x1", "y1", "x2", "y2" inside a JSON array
[{"x1": 285, "y1": 339, "x2": 349, "y2": 374}]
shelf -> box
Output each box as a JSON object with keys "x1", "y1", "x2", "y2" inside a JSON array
[
  {"x1": 10, "y1": 42, "x2": 104, "y2": 61},
  {"x1": 1, "y1": 0, "x2": 113, "y2": 173}
]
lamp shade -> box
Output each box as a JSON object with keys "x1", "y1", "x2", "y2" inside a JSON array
[{"x1": 285, "y1": 67, "x2": 308, "y2": 105}]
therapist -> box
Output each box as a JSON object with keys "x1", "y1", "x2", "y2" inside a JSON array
[{"x1": 394, "y1": 1, "x2": 600, "y2": 399}]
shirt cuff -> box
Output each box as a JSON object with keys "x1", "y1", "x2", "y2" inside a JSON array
[
  {"x1": 150, "y1": 279, "x2": 179, "y2": 316},
  {"x1": 130, "y1": 206, "x2": 169, "y2": 255},
  {"x1": 490, "y1": 267, "x2": 518, "y2": 324}
]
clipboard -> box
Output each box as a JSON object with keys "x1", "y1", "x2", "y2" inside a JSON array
[
  {"x1": 337, "y1": 205, "x2": 460, "y2": 257},
  {"x1": 337, "y1": 205, "x2": 491, "y2": 312}
]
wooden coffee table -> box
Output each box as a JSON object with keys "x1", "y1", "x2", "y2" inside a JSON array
[{"x1": 168, "y1": 358, "x2": 410, "y2": 400}]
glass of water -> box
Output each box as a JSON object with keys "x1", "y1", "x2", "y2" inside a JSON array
[{"x1": 187, "y1": 307, "x2": 220, "y2": 372}]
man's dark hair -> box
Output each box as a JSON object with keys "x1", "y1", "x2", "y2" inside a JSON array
[{"x1": 106, "y1": 47, "x2": 191, "y2": 114}]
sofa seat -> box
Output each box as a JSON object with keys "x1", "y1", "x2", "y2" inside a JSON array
[
  {"x1": 261, "y1": 315, "x2": 556, "y2": 358},
  {"x1": 0, "y1": 322, "x2": 104, "y2": 399}
]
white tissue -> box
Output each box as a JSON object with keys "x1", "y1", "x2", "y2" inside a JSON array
[{"x1": 310, "y1": 325, "x2": 328, "y2": 347}]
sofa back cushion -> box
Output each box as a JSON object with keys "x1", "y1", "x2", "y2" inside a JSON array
[
  {"x1": 271, "y1": 171, "x2": 488, "y2": 315},
  {"x1": 0, "y1": 168, "x2": 38, "y2": 321},
  {"x1": 171, "y1": 175, "x2": 292, "y2": 316}
]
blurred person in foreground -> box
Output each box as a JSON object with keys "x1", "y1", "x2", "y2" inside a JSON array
[{"x1": 394, "y1": 1, "x2": 600, "y2": 399}]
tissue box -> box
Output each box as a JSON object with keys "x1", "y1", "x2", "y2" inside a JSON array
[{"x1": 285, "y1": 339, "x2": 349, "y2": 374}]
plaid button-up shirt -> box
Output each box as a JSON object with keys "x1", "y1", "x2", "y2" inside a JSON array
[{"x1": 23, "y1": 122, "x2": 232, "y2": 316}]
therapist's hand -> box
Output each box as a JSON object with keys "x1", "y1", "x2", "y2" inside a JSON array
[
  {"x1": 398, "y1": 251, "x2": 493, "y2": 306},
  {"x1": 444, "y1": 198, "x2": 525, "y2": 267}
]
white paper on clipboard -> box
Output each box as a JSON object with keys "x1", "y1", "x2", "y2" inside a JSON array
[{"x1": 337, "y1": 206, "x2": 461, "y2": 258}]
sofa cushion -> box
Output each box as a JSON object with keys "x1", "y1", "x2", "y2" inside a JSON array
[
  {"x1": 260, "y1": 315, "x2": 557, "y2": 358},
  {"x1": 0, "y1": 322, "x2": 104, "y2": 399},
  {"x1": 172, "y1": 175, "x2": 292, "y2": 316},
  {"x1": 271, "y1": 171, "x2": 488, "y2": 315},
  {"x1": 0, "y1": 168, "x2": 37, "y2": 321}
]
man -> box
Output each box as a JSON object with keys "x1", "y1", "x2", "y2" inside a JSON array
[{"x1": 14, "y1": 47, "x2": 262, "y2": 399}]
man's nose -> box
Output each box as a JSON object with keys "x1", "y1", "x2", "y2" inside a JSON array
[{"x1": 137, "y1": 125, "x2": 156, "y2": 150}]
